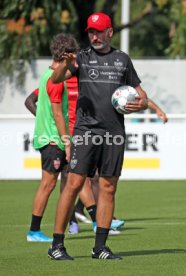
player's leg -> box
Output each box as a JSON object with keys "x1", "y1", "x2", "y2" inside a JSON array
[
  {"x1": 91, "y1": 135, "x2": 124, "y2": 260},
  {"x1": 54, "y1": 172, "x2": 86, "y2": 234},
  {"x1": 79, "y1": 178, "x2": 97, "y2": 225},
  {"x1": 90, "y1": 173, "x2": 125, "y2": 232},
  {"x1": 92, "y1": 176, "x2": 122, "y2": 260},
  {"x1": 60, "y1": 165, "x2": 79, "y2": 234},
  {"x1": 90, "y1": 172, "x2": 99, "y2": 203},
  {"x1": 60, "y1": 164, "x2": 68, "y2": 193},
  {"x1": 60, "y1": 163, "x2": 96, "y2": 234},
  {"x1": 75, "y1": 197, "x2": 85, "y2": 215},
  {"x1": 32, "y1": 171, "x2": 58, "y2": 216},
  {"x1": 74, "y1": 176, "x2": 97, "y2": 224},
  {"x1": 27, "y1": 171, "x2": 59, "y2": 241},
  {"x1": 27, "y1": 144, "x2": 66, "y2": 242},
  {"x1": 48, "y1": 129, "x2": 97, "y2": 260},
  {"x1": 74, "y1": 197, "x2": 92, "y2": 223},
  {"x1": 48, "y1": 172, "x2": 86, "y2": 260},
  {"x1": 68, "y1": 177, "x2": 97, "y2": 234}
]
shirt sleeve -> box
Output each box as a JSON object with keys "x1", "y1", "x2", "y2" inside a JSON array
[
  {"x1": 69, "y1": 64, "x2": 78, "y2": 76},
  {"x1": 46, "y1": 78, "x2": 64, "y2": 103},
  {"x1": 126, "y1": 57, "x2": 141, "y2": 88},
  {"x1": 33, "y1": 88, "x2": 39, "y2": 96}
]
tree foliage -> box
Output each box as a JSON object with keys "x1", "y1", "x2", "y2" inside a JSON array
[
  {"x1": 165, "y1": 0, "x2": 186, "y2": 57},
  {"x1": 0, "y1": 0, "x2": 186, "y2": 88},
  {"x1": 0, "y1": 0, "x2": 78, "y2": 88},
  {"x1": 130, "y1": 0, "x2": 186, "y2": 58}
]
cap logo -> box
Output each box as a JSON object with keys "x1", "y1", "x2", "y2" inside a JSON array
[{"x1": 92, "y1": 15, "x2": 99, "y2": 22}]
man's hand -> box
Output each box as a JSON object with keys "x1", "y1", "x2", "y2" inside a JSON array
[
  {"x1": 156, "y1": 110, "x2": 168, "y2": 123},
  {"x1": 51, "y1": 53, "x2": 77, "y2": 84},
  {"x1": 125, "y1": 97, "x2": 148, "y2": 112},
  {"x1": 61, "y1": 53, "x2": 77, "y2": 67}
]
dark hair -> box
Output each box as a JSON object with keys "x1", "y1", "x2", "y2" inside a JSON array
[{"x1": 50, "y1": 33, "x2": 79, "y2": 62}]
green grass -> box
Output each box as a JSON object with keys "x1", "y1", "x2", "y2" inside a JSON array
[{"x1": 0, "y1": 180, "x2": 186, "y2": 276}]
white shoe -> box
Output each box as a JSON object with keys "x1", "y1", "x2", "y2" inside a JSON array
[
  {"x1": 75, "y1": 212, "x2": 91, "y2": 224},
  {"x1": 68, "y1": 222, "x2": 79, "y2": 234},
  {"x1": 109, "y1": 229, "x2": 121, "y2": 235},
  {"x1": 92, "y1": 222, "x2": 121, "y2": 235}
]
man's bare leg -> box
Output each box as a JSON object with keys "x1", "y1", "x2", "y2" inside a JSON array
[
  {"x1": 94, "y1": 176, "x2": 118, "y2": 249},
  {"x1": 54, "y1": 172, "x2": 86, "y2": 234},
  {"x1": 79, "y1": 178, "x2": 96, "y2": 207},
  {"x1": 27, "y1": 170, "x2": 59, "y2": 242},
  {"x1": 32, "y1": 170, "x2": 59, "y2": 216}
]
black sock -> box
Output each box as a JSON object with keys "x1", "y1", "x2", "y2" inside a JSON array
[
  {"x1": 30, "y1": 214, "x2": 42, "y2": 231},
  {"x1": 86, "y1": 204, "x2": 97, "y2": 222},
  {"x1": 70, "y1": 210, "x2": 78, "y2": 224},
  {"x1": 52, "y1": 233, "x2": 65, "y2": 247},
  {"x1": 75, "y1": 198, "x2": 84, "y2": 213},
  {"x1": 94, "y1": 227, "x2": 109, "y2": 251}
]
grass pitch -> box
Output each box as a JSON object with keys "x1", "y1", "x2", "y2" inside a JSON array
[{"x1": 0, "y1": 180, "x2": 186, "y2": 276}]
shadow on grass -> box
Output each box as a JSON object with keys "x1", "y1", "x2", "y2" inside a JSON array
[
  {"x1": 121, "y1": 227, "x2": 145, "y2": 231},
  {"x1": 124, "y1": 217, "x2": 164, "y2": 222},
  {"x1": 61, "y1": 249, "x2": 186, "y2": 259},
  {"x1": 118, "y1": 248, "x2": 186, "y2": 257},
  {"x1": 67, "y1": 235, "x2": 94, "y2": 240},
  {"x1": 125, "y1": 217, "x2": 186, "y2": 222}
]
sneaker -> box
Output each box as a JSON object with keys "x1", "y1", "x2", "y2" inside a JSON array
[
  {"x1": 75, "y1": 211, "x2": 91, "y2": 224},
  {"x1": 68, "y1": 222, "x2": 79, "y2": 234},
  {"x1": 48, "y1": 244, "x2": 74, "y2": 260},
  {"x1": 109, "y1": 229, "x2": 121, "y2": 235},
  {"x1": 92, "y1": 246, "x2": 122, "y2": 260},
  {"x1": 110, "y1": 219, "x2": 125, "y2": 229},
  {"x1": 92, "y1": 222, "x2": 122, "y2": 234},
  {"x1": 92, "y1": 221, "x2": 97, "y2": 233},
  {"x1": 27, "y1": 230, "x2": 53, "y2": 242}
]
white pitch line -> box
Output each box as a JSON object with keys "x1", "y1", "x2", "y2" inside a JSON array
[
  {"x1": 0, "y1": 223, "x2": 53, "y2": 228},
  {"x1": 128, "y1": 221, "x2": 186, "y2": 226},
  {"x1": 0, "y1": 221, "x2": 186, "y2": 228}
]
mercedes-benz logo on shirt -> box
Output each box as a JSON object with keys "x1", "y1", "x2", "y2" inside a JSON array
[{"x1": 88, "y1": 69, "x2": 99, "y2": 79}]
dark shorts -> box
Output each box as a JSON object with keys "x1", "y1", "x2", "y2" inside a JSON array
[
  {"x1": 68, "y1": 129, "x2": 125, "y2": 177},
  {"x1": 39, "y1": 144, "x2": 67, "y2": 173}
]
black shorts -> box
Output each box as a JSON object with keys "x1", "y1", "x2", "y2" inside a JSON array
[
  {"x1": 39, "y1": 144, "x2": 67, "y2": 173},
  {"x1": 69, "y1": 129, "x2": 125, "y2": 177}
]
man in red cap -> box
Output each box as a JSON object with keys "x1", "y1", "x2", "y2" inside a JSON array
[
  {"x1": 48, "y1": 12, "x2": 148, "y2": 260},
  {"x1": 85, "y1": 12, "x2": 112, "y2": 31}
]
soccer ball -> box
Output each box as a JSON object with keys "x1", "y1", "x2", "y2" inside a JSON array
[{"x1": 111, "y1": 85, "x2": 139, "y2": 114}]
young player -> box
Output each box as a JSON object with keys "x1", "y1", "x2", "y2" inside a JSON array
[{"x1": 26, "y1": 33, "x2": 79, "y2": 242}]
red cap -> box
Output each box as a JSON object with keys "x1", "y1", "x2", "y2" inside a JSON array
[{"x1": 85, "y1": 12, "x2": 112, "y2": 31}]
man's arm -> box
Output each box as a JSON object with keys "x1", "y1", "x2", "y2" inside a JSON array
[
  {"x1": 51, "y1": 102, "x2": 71, "y2": 161},
  {"x1": 148, "y1": 99, "x2": 168, "y2": 123},
  {"x1": 24, "y1": 92, "x2": 38, "y2": 116},
  {"x1": 51, "y1": 53, "x2": 76, "y2": 83},
  {"x1": 125, "y1": 84, "x2": 148, "y2": 112}
]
